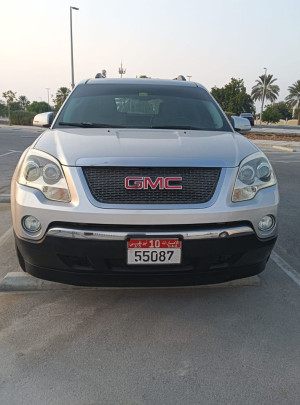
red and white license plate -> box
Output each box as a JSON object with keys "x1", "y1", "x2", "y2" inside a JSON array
[{"x1": 127, "y1": 238, "x2": 182, "y2": 265}]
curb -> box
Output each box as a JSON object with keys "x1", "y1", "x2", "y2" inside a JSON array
[
  {"x1": 249, "y1": 131, "x2": 300, "y2": 137},
  {"x1": 0, "y1": 124, "x2": 43, "y2": 130},
  {"x1": 0, "y1": 195, "x2": 10, "y2": 203},
  {"x1": 0, "y1": 272, "x2": 79, "y2": 291},
  {"x1": 272, "y1": 145, "x2": 296, "y2": 153},
  {"x1": 0, "y1": 272, "x2": 261, "y2": 291}
]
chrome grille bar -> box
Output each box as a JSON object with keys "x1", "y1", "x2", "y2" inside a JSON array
[{"x1": 47, "y1": 225, "x2": 254, "y2": 241}]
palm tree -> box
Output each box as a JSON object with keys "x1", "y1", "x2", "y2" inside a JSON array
[
  {"x1": 18, "y1": 95, "x2": 30, "y2": 110},
  {"x1": 2, "y1": 90, "x2": 17, "y2": 125},
  {"x1": 53, "y1": 87, "x2": 71, "y2": 111},
  {"x1": 285, "y1": 80, "x2": 300, "y2": 125},
  {"x1": 251, "y1": 74, "x2": 280, "y2": 124}
]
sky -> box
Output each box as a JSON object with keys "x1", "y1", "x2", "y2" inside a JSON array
[{"x1": 1, "y1": 0, "x2": 299, "y2": 109}]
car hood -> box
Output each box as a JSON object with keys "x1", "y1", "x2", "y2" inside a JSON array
[{"x1": 34, "y1": 128, "x2": 258, "y2": 168}]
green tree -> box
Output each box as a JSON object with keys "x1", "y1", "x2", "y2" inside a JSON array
[
  {"x1": 139, "y1": 75, "x2": 150, "y2": 78},
  {"x1": 272, "y1": 102, "x2": 292, "y2": 120},
  {"x1": 18, "y1": 95, "x2": 30, "y2": 110},
  {"x1": 251, "y1": 74, "x2": 280, "y2": 103},
  {"x1": 211, "y1": 78, "x2": 255, "y2": 115},
  {"x1": 285, "y1": 80, "x2": 300, "y2": 125},
  {"x1": 0, "y1": 100, "x2": 7, "y2": 117},
  {"x1": 262, "y1": 105, "x2": 281, "y2": 123},
  {"x1": 251, "y1": 74, "x2": 280, "y2": 124},
  {"x1": 53, "y1": 87, "x2": 71, "y2": 111},
  {"x1": 2, "y1": 90, "x2": 17, "y2": 124},
  {"x1": 10, "y1": 102, "x2": 22, "y2": 111},
  {"x1": 27, "y1": 101, "x2": 51, "y2": 114},
  {"x1": 2, "y1": 90, "x2": 17, "y2": 105}
]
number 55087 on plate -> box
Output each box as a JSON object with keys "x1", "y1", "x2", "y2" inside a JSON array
[{"x1": 127, "y1": 238, "x2": 182, "y2": 265}]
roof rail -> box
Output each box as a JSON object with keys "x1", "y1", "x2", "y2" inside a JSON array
[{"x1": 173, "y1": 75, "x2": 186, "y2": 81}]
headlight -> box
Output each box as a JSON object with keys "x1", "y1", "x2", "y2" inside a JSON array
[
  {"x1": 232, "y1": 151, "x2": 276, "y2": 202},
  {"x1": 18, "y1": 150, "x2": 71, "y2": 202}
]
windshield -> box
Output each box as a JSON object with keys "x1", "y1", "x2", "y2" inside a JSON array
[{"x1": 54, "y1": 83, "x2": 232, "y2": 132}]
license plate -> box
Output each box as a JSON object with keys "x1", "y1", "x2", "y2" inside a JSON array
[{"x1": 127, "y1": 238, "x2": 181, "y2": 265}]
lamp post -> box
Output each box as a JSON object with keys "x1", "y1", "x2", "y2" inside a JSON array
[
  {"x1": 46, "y1": 88, "x2": 50, "y2": 108},
  {"x1": 259, "y1": 67, "x2": 267, "y2": 125},
  {"x1": 70, "y1": 6, "x2": 79, "y2": 89}
]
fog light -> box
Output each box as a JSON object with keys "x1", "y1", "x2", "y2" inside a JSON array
[
  {"x1": 22, "y1": 216, "x2": 41, "y2": 233},
  {"x1": 258, "y1": 215, "x2": 275, "y2": 231}
]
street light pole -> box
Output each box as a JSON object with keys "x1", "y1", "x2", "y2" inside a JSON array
[
  {"x1": 46, "y1": 88, "x2": 50, "y2": 108},
  {"x1": 259, "y1": 67, "x2": 267, "y2": 125},
  {"x1": 70, "y1": 6, "x2": 79, "y2": 89}
]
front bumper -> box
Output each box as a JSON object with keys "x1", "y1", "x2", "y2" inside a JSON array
[
  {"x1": 15, "y1": 223, "x2": 277, "y2": 286},
  {"x1": 11, "y1": 170, "x2": 279, "y2": 242}
]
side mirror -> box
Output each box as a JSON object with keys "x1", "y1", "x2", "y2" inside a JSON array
[
  {"x1": 231, "y1": 116, "x2": 251, "y2": 134},
  {"x1": 33, "y1": 112, "x2": 54, "y2": 128}
]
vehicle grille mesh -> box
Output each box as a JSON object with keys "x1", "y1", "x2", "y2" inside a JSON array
[{"x1": 82, "y1": 167, "x2": 221, "y2": 205}]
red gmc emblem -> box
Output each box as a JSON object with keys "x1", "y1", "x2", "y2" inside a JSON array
[{"x1": 125, "y1": 177, "x2": 182, "y2": 190}]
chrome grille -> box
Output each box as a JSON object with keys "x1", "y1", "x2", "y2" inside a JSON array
[{"x1": 82, "y1": 167, "x2": 221, "y2": 205}]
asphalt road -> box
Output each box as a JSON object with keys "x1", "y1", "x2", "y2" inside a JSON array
[
  {"x1": 0, "y1": 126, "x2": 42, "y2": 194},
  {"x1": 0, "y1": 270, "x2": 299, "y2": 405},
  {"x1": 265, "y1": 151, "x2": 300, "y2": 271},
  {"x1": 0, "y1": 126, "x2": 299, "y2": 404}
]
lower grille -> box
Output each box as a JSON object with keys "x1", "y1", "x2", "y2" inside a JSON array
[{"x1": 82, "y1": 167, "x2": 221, "y2": 205}]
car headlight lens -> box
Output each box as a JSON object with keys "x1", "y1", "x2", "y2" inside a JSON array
[
  {"x1": 24, "y1": 160, "x2": 40, "y2": 182},
  {"x1": 238, "y1": 165, "x2": 255, "y2": 185},
  {"x1": 257, "y1": 162, "x2": 271, "y2": 180},
  {"x1": 18, "y1": 150, "x2": 71, "y2": 202},
  {"x1": 232, "y1": 151, "x2": 276, "y2": 202},
  {"x1": 42, "y1": 163, "x2": 61, "y2": 184}
]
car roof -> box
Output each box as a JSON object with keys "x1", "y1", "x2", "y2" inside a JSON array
[{"x1": 78, "y1": 78, "x2": 206, "y2": 90}]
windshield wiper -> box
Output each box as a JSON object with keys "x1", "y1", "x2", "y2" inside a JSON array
[
  {"x1": 151, "y1": 125, "x2": 203, "y2": 130},
  {"x1": 58, "y1": 122, "x2": 125, "y2": 128},
  {"x1": 58, "y1": 122, "x2": 203, "y2": 130}
]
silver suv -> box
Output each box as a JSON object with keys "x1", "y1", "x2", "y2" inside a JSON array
[{"x1": 11, "y1": 78, "x2": 278, "y2": 286}]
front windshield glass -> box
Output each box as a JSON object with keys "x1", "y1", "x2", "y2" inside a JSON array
[{"x1": 54, "y1": 83, "x2": 232, "y2": 132}]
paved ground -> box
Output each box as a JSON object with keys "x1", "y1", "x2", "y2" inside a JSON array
[
  {"x1": 0, "y1": 126, "x2": 42, "y2": 194},
  {"x1": 0, "y1": 204, "x2": 16, "y2": 281},
  {"x1": 251, "y1": 127, "x2": 300, "y2": 135},
  {"x1": 0, "y1": 126, "x2": 299, "y2": 404},
  {"x1": 266, "y1": 151, "x2": 300, "y2": 272},
  {"x1": 253, "y1": 140, "x2": 300, "y2": 152},
  {"x1": 256, "y1": 124, "x2": 300, "y2": 131},
  {"x1": 0, "y1": 268, "x2": 299, "y2": 405}
]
